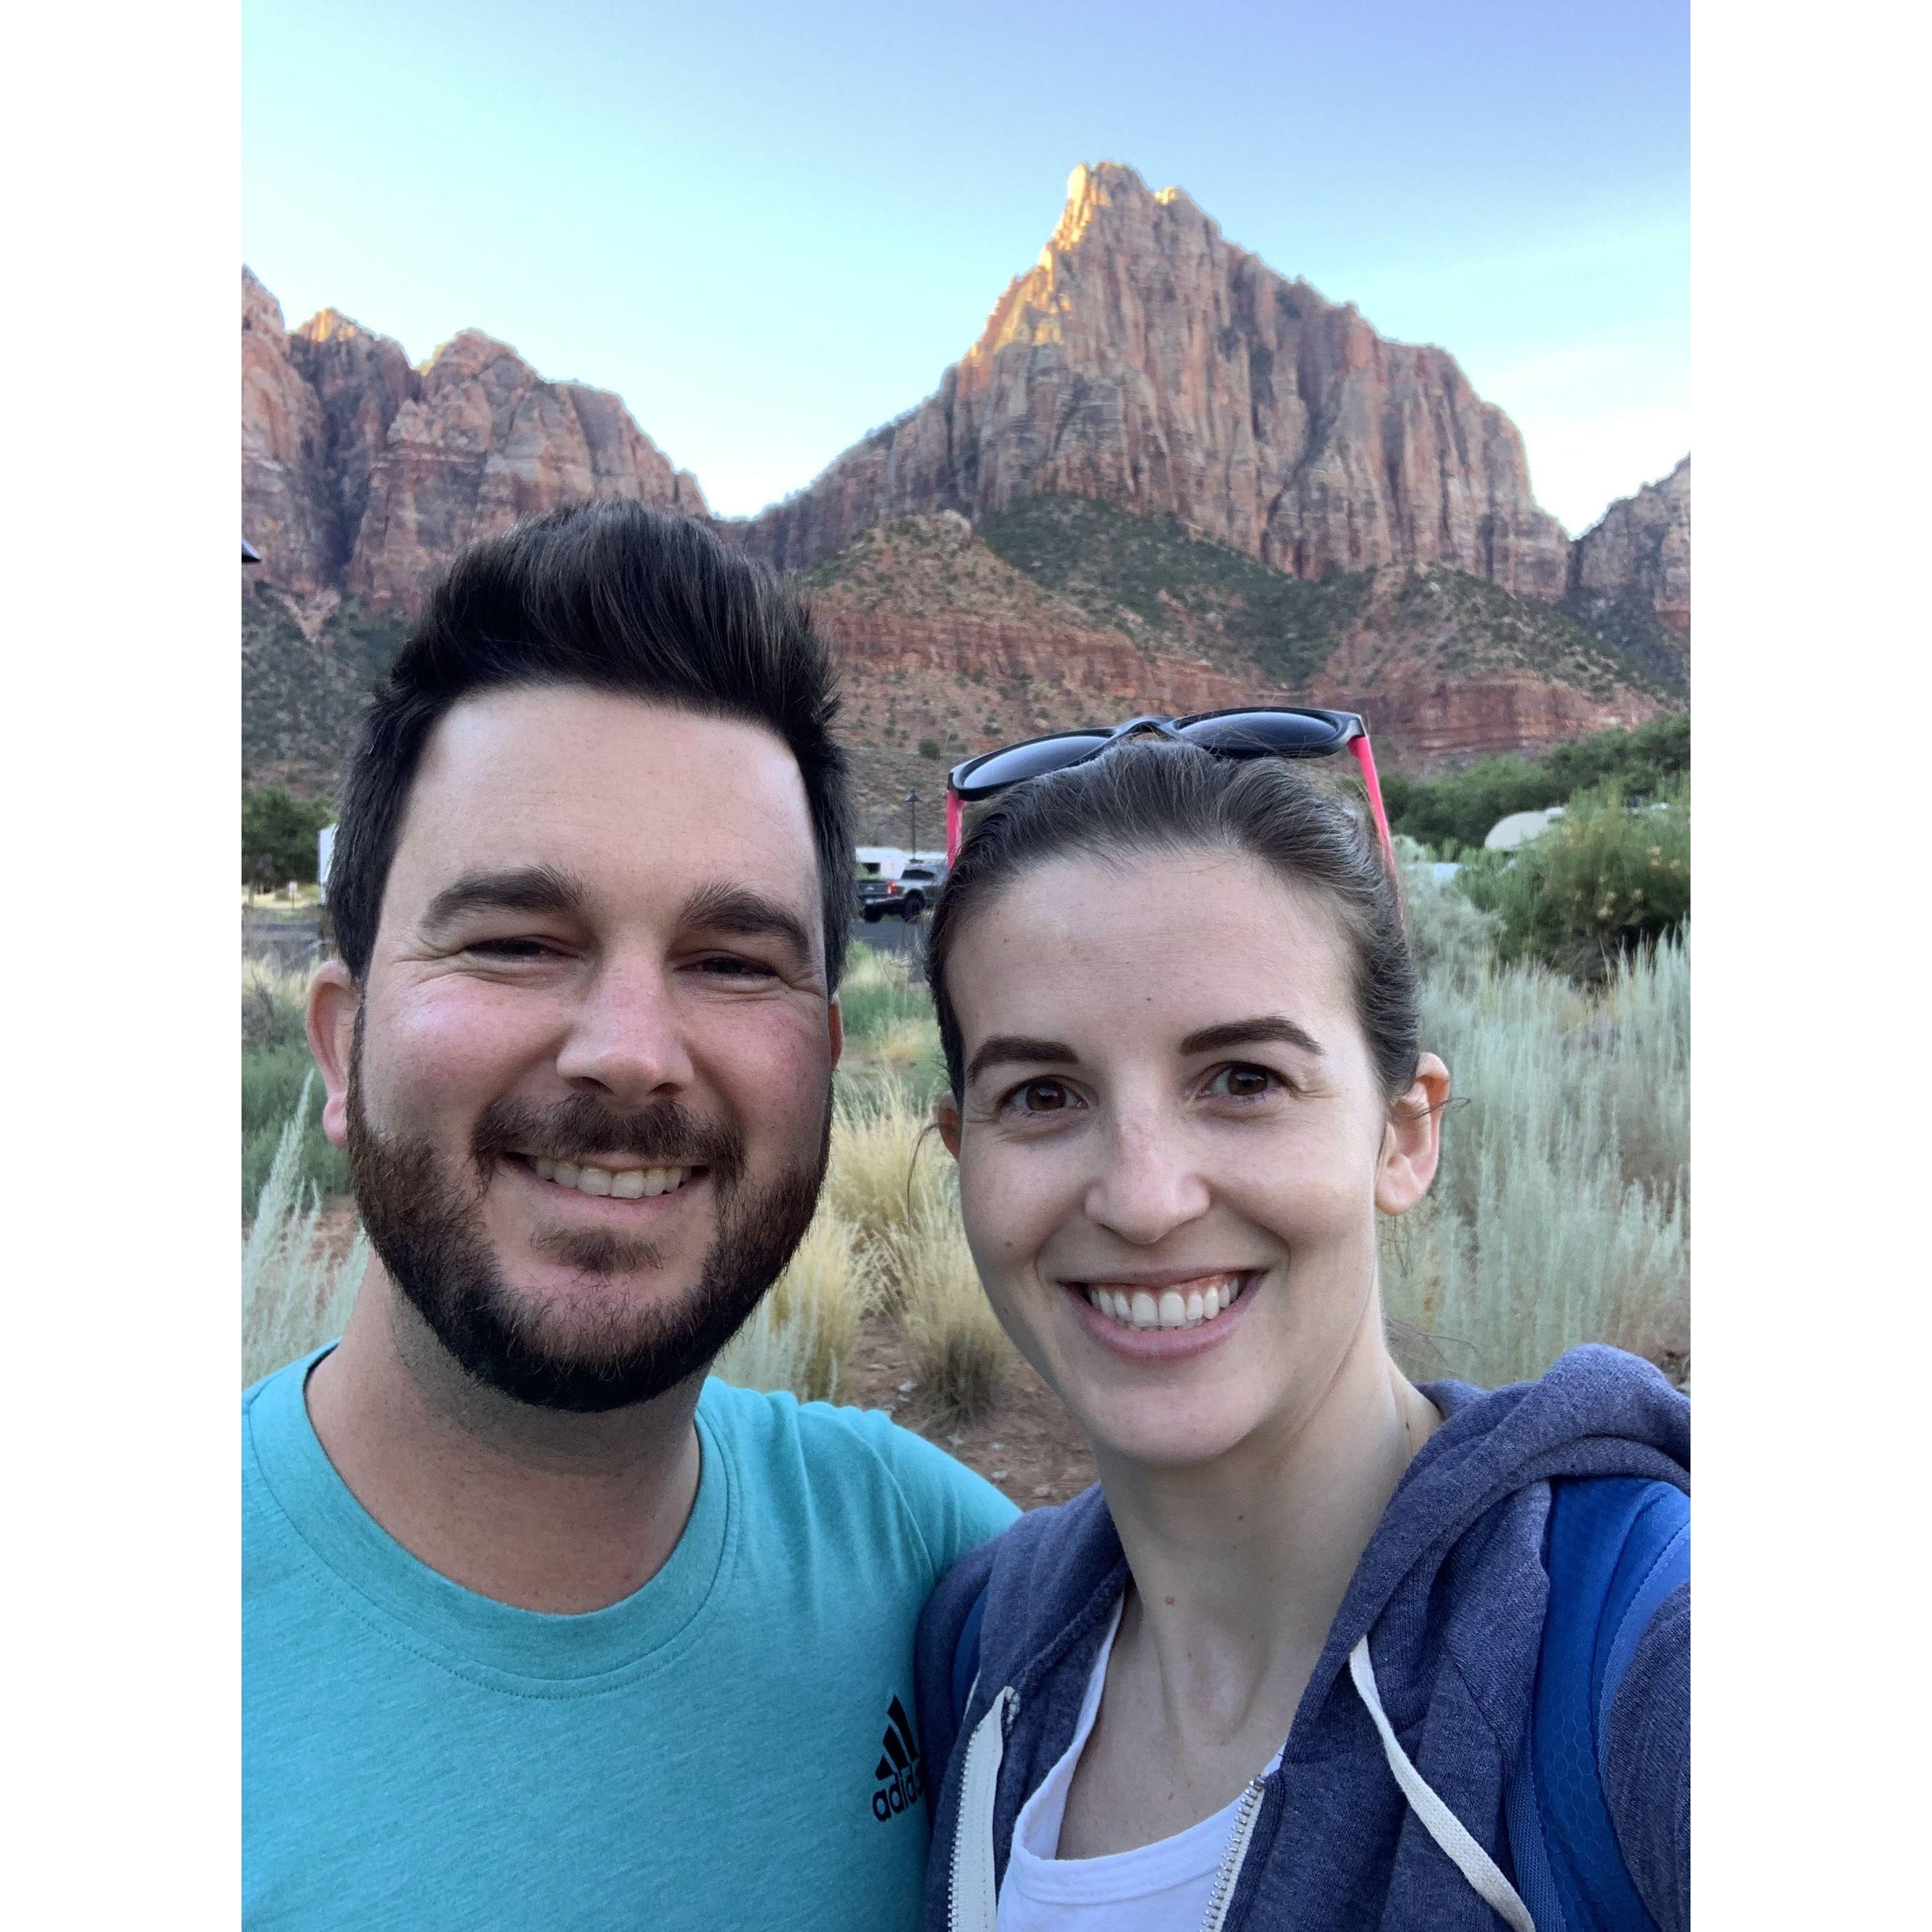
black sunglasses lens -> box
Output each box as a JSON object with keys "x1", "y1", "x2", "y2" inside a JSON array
[
  {"x1": 958, "y1": 733, "x2": 1112, "y2": 793},
  {"x1": 1181, "y1": 711, "x2": 1348, "y2": 756}
]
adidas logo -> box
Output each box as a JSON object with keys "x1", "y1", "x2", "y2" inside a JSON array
[{"x1": 870, "y1": 1694, "x2": 925, "y2": 1822}]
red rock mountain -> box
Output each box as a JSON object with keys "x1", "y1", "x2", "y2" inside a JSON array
[
  {"x1": 241, "y1": 169, "x2": 1686, "y2": 790},
  {"x1": 241, "y1": 268, "x2": 704, "y2": 603},
  {"x1": 1568, "y1": 456, "x2": 1690, "y2": 637},
  {"x1": 739, "y1": 163, "x2": 1570, "y2": 598}
]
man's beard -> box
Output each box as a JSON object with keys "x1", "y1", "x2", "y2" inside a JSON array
[{"x1": 344, "y1": 1037, "x2": 830, "y2": 1413}]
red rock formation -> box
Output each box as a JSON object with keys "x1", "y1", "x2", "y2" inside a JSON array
[
  {"x1": 349, "y1": 330, "x2": 707, "y2": 606},
  {"x1": 1568, "y1": 457, "x2": 1691, "y2": 638},
  {"x1": 240, "y1": 272, "x2": 705, "y2": 608},
  {"x1": 740, "y1": 164, "x2": 1570, "y2": 598},
  {"x1": 241, "y1": 269, "x2": 337, "y2": 596}
]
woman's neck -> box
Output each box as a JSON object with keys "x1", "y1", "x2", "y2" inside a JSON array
[{"x1": 1091, "y1": 1311, "x2": 1441, "y2": 1752}]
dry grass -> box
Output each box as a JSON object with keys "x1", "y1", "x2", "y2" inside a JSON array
[
  {"x1": 242, "y1": 1072, "x2": 367, "y2": 1386},
  {"x1": 871, "y1": 1196, "x2": 1013, "y2": 1426},
  {"x1": 713, "y1": 1207, "x2": 868, "y2": 1404}
]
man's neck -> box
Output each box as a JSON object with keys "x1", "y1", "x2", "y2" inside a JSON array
[{"x1": 304, "y1": 1263, "x2": 705, "y2": 1614}]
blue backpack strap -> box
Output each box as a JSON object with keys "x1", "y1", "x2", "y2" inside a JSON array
[
  {"x1": 951, "y1": 1582, "x2": 990, "y2": 1731},
  {"x1": 1505, "y1": 1477, "x2": 1689, "y2": 1931}
]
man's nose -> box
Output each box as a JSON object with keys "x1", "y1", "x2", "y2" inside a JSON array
[
  {"x1": 1082, "y1": 1107, "x2": 1211, "y2": 1247},
  {"x1": 553, "y1": 958, "x2": 696, "y2": 1105}
]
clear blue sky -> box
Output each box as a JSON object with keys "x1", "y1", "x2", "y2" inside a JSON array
[{"x1": 242, "y1": 0, "x2": 1687, "y2": 534}]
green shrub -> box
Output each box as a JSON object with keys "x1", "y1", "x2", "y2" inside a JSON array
[
  {"x1": 243, "y1": 783, "x2": 335, "y2": 885},
  {"x1": 1460, "y1": 778, "x2": 1689, "y2": 977},
  {"x1": 917, "y1": 738, "x2": 942, "y2": 760},
  {"x1": 241, "y1": 958, "x2": 348, "y2": 1212},
  {"x1": 1381, "y1": 715, "x2": 1689, "y2": 853}
]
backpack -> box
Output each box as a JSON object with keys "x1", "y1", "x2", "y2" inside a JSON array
[{"x1": 948, "y1": 1474, "x2": 1689, "y2": 1931}]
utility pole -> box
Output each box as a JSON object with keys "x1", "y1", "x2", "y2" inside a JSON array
[{"x1": 903, "y1": 788, "x2": 920, "y2": 855}]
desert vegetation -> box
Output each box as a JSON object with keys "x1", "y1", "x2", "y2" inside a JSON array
[{"x1": 243, "y1": 850, "x2": 1689, "y2": 1412}]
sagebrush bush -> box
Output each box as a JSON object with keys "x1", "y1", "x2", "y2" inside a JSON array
[
  {"x1": 1381, "y1": 933, "x2": 1689, "y2": 1386},
  {"x1": 1460, "y1": 778, "x2": 1689, "y2": 977},
  {"x1": 242, "y1": 1073, "x2": 367, "y2": 1386}
]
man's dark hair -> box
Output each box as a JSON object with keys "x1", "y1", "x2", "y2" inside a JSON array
[{"x1": 330, "y1": 499, "x2": 853, "y2": 988}]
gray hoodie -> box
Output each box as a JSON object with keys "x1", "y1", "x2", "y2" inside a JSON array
[{"x1": 913, "y1": 1346, "x2": 1689, "y2": 1931}]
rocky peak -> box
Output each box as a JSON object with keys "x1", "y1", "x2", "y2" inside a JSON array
[
  {"x1": 1569, "y1": 457, "x2": 1691, "y2": 638},
  {"x1": 240, "y1": 274, "x2": 705, "y2": 609},
  {"x1": 742, "y1": 162, "x2": 1570, "y2": 600},
  {"x1": 242, "y1": 265, "x2": 285, "y2": 338}
]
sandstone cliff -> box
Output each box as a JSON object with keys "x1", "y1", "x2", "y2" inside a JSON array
[
  {"x1": 1568, "y1": 456, "x2": 1690, "y2": 637},
  {"x1": 240, "y1": 268, "x2": 706, "y2": 608},
  {"x1": 740, "y1": 163, "x2": 1570, "y2": 598}
]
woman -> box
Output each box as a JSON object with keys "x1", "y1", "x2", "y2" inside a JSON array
[{"x1": 912, "y1": 731, "x2": 1688, "y2": 1932}]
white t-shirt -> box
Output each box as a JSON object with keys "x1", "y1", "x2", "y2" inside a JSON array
[{"x1": 995, "y1": 1596, "x2": 1283, "y2": 1932}]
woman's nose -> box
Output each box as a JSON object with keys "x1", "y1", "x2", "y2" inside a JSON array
[
  {"x1": 1082, "y1": 1112, "x2": 1211, "y2": 1246},
  {"x1": 553, "y1": 960, "x2": 696, "y2": 1105}
]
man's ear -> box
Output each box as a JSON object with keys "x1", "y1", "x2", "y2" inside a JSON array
[
  {"x1": 933, "y1": 1091, "x2": 962, "y2": 1161},
  {"x1": 826, "y1": 990, "x2": 845, "y2": 1070},
  {"x1": 307, "y1": 960, "x2": 361, "y2": 1150},
  {"x1": 1375, "y1": 1051, "x2": 1449, "y2": 1216}
]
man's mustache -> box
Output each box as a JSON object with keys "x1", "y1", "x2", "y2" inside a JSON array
[{"x1": 472, "y1": 1093, "x2": 746, "y2": 1182}]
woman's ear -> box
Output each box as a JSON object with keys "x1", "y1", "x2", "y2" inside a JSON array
[
  {"x1": 933, "y1": 1091, "x2": 962, "y2": 1161},
  {"x1": 1375, "y1": 1052, "x2": 1449, "y2": 1216},
  {"x1": 307, "y1": 960, "x2": 361, "y2": 1150}
]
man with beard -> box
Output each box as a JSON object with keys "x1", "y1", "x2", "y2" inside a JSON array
[{"x1": 243, "y1": 501, "x2": 1015, "y2": 1928}]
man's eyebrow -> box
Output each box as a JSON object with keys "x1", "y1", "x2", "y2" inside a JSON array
[
  {"x1": 678, "y1": 881, "x2": 816, "y2": 969},
  {"x1": 965, "y1": 1035, "x2": 1079, "y2": 1086},
  {"x1": 1178, "y1": 1015, "x2": 1326, "y2": 1059},
  {"x1": 420, "y1": 865, "x2": 592, "y2": 933}
]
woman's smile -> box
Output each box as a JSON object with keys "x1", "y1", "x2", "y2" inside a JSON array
[{"x1": 1061, "y1": 1266, "x2": 1262, "y2": 1360}]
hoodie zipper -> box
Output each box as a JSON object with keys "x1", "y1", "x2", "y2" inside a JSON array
[
  {"x1": 948, "y1": 1686, "x2": 1017, "y2": 1932},
  {"x1": 1197, "y1": 1775, "x2": 1267, "y2": 1932}
]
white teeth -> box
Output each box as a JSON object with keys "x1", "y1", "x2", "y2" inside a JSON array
[
  {"x1": 1082, "y1": 1276, "x2": 1249, "y2": 1334},
  {"x1": 531, "y1": 1158, "x2": 693, "y2": 1199}
]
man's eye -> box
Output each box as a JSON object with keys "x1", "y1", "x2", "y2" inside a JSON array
[
  {"x1": 696, "y1": 954, "x2": 776, "y2": 979},
  {"x1": 1205, "y1": 1064, "x2": 1278, "y2": 1101},
  {"x1": 466, "y1": 937, "x2": 556, "y2": 960}
]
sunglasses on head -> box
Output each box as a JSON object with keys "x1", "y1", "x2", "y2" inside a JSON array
[{"x1": 944, "y1": 706, "x2": 1396, "y2": 867}]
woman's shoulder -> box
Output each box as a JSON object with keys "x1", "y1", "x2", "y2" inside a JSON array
[{"x1": 912, "y1": 1484, "x2": 1124, "y2": 1767}]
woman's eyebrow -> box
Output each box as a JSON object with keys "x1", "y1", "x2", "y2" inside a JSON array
[
  {"x1": 965, "y1": 1035, "x2": 1077, "y2": 1085},
  {"x1": 1179, "y1": 1015, "x2": 1325, "y2": 1058}
]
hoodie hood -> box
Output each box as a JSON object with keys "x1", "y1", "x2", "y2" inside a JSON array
[{"x1": 915, "y1": 1345, "x2": 1689, "y2": 1931}]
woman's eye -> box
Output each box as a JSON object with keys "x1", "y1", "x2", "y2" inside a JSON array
[
  {"x1": 1008, "y1": 1078, "x2": 1075, "y2": 1115},
  {"x1": 1206, "y1": 1063, "x2": 1278, "y2": 1100}
]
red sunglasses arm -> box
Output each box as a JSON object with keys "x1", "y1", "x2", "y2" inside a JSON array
[
  {"x1": 946, "y1": 785, "x2": 963, "y2": 865},
  {"x1": 1348, "y1": 736, "x2": 1397, "y2": 873}
]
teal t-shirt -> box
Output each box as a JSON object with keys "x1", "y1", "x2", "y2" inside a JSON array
[{"x1": 243, "y1": 1350, "x2": 1017, "y2": 1928}]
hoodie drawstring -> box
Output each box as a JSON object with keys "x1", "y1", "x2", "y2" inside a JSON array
[{"x1": 1348, "y1": 1636, "x2": 1536, "y2": 1932}]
